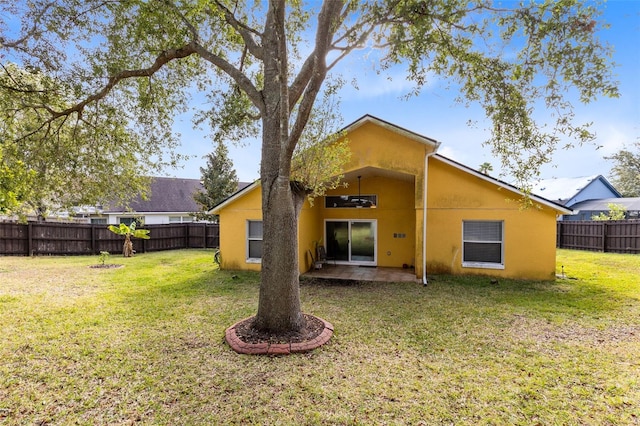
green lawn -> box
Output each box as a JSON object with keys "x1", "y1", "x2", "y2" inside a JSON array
[{"x1": 1, "y1": 249, "x2": 638, "y2": 425}]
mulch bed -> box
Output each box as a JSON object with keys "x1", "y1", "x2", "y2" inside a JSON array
[{"x1": 232, "y1": 314, "x2": 325, "y2": 345}]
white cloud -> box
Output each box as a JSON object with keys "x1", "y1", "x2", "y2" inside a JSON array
[
  {"x1": 436, "y1": 146, "x2": 464, "y2": 163},
  {"x1": 596, "y1": 123, "x2": 633, "y2": 156}
]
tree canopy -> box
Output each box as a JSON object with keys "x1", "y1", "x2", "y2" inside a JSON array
[
  {"x1": 0, "y1": 0, "x2": 619, "y2": 333},
  {"x1": 0, "y1": 62, "x2": 183, "y2": 218},
  {"x1": 606, "y1": 141, "x2": 640, "y2": 197},
  {"x1": 194, "y1": 141, "x2": 239, "y2": 221}
]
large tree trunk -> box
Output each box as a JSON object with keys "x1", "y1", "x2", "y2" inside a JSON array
[
  {"x1": 252, "y1": 0, "x2": 304, "y2": 333},
  {"x1": 253, "y1": 169, "x2": 305, "y2": 332}
]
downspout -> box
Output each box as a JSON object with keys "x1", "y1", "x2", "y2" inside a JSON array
[{"x1": 423, "y1": 150, "x2": 436, "y2": 286}]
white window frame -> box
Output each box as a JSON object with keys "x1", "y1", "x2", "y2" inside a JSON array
[
  {"x1": 462, "y1": 220, "x2": 505, "y2": 270},
  {"x1": 169, "y1": 215, "x2": 193, "y2": 223},
  {"x1": 118, "y1": 216, "x2": 144, "y2": 227},
  {"x1": 246, "y1": 220, "x2": 263, "y2": 263}
]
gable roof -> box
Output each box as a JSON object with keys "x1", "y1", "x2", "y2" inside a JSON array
[
  {"x1": 212, "y1": 115, "x2": 441, "y2": 214},
  {"x1": 211, "y1": 180, "x2": 260, "y2": 214},
  {"x1": 211, "y1": 115, "x2": 572, "y2": 215},
  {"x1": 530, "y1": 175, "x2": 621, "y2": 205},
  {"x1": 106, "y1": 178, "x2": 253, "y2": 214},
  {"x1": 105, "y1": 177, "x2": 204, "y2": 213},
  {"x1": 569, "y1": 197, "x2": 640, "y2": 212},
  {"x1": 342, "y1": 114, "x2": 441, "y2": 150},
  {"x1": 212, "y1": 156, "x2": 573, "y2": 215},
  {"x1": 433, "y1": 155, "x2": 573, "y2": 214}
]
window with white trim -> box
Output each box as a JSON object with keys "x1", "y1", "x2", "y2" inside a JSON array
[
  {"x1": 119, "y1": 217, "x2": 144, "y2": 227},
  {"x1": 169, "y1": 215, "x2": 193, "y2": 223},
  {"x1": 462, "y1": 221, "x2": 504, "y2": 269},
  {"x1": 247, "y1": 220, "x2": 263, "y2": 262}
]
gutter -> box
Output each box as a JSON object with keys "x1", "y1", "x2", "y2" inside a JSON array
[{"x1": 423, "y1": 150, "x2": 436, "y2": 286}]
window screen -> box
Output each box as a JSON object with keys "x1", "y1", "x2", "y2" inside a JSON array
[
  {"x1": 463, "y1": 221, "x2": 503, "y2": 266},
  {"x1": 247, "y1": 220, "x2": 263, "y2": 260}
]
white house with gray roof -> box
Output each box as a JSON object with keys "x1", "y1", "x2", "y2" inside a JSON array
[{"x1": 81, "y1": 177, "x2": 251, "y2": 225}]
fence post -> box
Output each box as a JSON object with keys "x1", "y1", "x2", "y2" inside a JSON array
[
  {"x1": 203, "y1": 223, "x2": 207, "y2": 248},
  {"x1": 91, "y1": 224, "x2": 96, "y2": 254},
  {"x1": 602, "y1": 222, "x2": 607, "y2": 252},
  {"x1": 27, "y1": 222, "x2": 33, "y2": 256}
]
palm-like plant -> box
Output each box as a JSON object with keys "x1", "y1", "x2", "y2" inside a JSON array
[{"x1": 107, "y1": 222, "x2": 150, "y2": 257}]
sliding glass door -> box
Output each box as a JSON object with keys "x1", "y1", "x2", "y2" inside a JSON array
[{"x1": 325, "y1": 220, "x2": 376, "y2": 265}]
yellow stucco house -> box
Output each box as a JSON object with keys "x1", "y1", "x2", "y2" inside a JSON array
[{"x1": 212, "y1": 115, "x2": 571, "y2": 281}]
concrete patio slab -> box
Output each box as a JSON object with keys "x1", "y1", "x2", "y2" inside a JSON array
[{"x1": 302, "y1": 264, "x2": 420, "y2": 283}]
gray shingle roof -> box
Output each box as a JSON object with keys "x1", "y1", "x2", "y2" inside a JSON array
[
  {"x1": 569, "y1": 197, "x2": 640, "y2": 211},
  {"x1": 104, "y1": 177, "x2": 204, "y2": 213},
  {"x1": 104, "y1": 178, "x2": 252, "y2": 213}
]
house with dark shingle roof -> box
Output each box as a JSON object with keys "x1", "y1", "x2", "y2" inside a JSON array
[{"x1": 83, "y1": 177, "x2": 250, "y2": 225}]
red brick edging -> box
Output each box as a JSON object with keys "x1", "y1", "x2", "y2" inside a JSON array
[{"x1": 225, "y1": 316, "x2": 334, "y2": 355}]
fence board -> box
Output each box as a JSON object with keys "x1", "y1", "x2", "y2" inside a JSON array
[
  {"x1": 0, "y1": 222, "x2": 219, "y2": 256},
  {"x1": 557, "y1": 220, "x2": 640, "y2": 254}
]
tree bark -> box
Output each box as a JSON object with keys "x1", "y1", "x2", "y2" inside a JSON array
[
  {"x1": 253, "y1": 0, "x2": 304, "y2": 333},
  {"x1": 253, "y1": 169, "x2": 305, "y2": 332},
  {"x1": 123, "y1": 235, "x2": 133, "y2": 257}
]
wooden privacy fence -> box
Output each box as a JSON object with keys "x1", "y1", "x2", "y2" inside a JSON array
[
  {"x1": 0, "y1": 222, "x2": 219, "y2": 256},
  {"x1": 557, "y1": 220, "x2": 640, "y2": 254}
]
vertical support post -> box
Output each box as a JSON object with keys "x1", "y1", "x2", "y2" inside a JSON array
[
  {"x1": 91, "y1": 224, "x2": 97, "y2": 254},
  {"x1": 27, "y1": 222, "x2": 33, "y2": 256},
  {"x1": 602, "y1": 222, "x2": 607, "y2": 253}
]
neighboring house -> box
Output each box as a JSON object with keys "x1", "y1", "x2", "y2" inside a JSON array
[
  {"x1": 531, "y1": 175, "x2": 621, "y2": 206},
  {"x1": 79, "y1": 178, "x2": 251, "y2": 225},
  {"x1": 83, "y1": 177, "x2": 205, "y2": 225},
  {"x1": 531, "y1": 175, "x2": 622, "y2": 221},
  {"x1": 212, "y1": 115, "x2": 571, "y2": 281},
  {"x1": 567, "y1": 197, "x2": 640, "y2": 221}
]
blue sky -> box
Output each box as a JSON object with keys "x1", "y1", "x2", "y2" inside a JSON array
[{"x1": 169, "y1": 0, "x2": 640, "y2": 185}]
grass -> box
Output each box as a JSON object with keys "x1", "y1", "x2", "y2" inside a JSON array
[{"x1": 1, "y1": 249, "x2": 639, "y2": 425}]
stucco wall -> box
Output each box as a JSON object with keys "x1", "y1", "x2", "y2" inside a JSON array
[
  {"x1": 215, "y1": 118, "x2": 561, "y2": 281},
  {"x1": 314, "y1": 174, "x2": 417, "y2": 269},
  {"x1": 425, "y1": 158, "x2": 558, "y2": 280},
  {"x1": 343, "y1": 121, "x2": 430, "y2": 178},
  {"x1": 218, "y1": 185, "x2": 263, "y2": 271}
]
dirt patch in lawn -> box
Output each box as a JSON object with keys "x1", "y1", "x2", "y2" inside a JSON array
[
  {"x1": 509, "y1": 314, "x2": 640, "y2": 347},
  {"x1": 88, "y1": 264, "x2": 124, "y2": 269}
]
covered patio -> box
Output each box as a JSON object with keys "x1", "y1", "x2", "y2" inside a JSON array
[{"x1": 302, "y1": 264, "x2": 420, "y2": 283}]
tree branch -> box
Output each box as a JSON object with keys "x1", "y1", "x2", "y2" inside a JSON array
[
  {"x1": 192, "y1": 43, "x2": 264, "y2": 114},
  {"x1": 211, "y1": 0, "x2": 264, "y2": 60},
  {"x1": 48, "y1": 42, "x2": 199, "y2": 119},
  {"x1": 0, "y1": 1, "x2": 57, "y2": 50},
  {"x1": 287, "y1": 0, "x2": 345, "y2": 158}
]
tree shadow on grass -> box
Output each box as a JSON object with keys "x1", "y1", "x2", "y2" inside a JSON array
[
  {"x1": 301, "y1": 272, "x2": 633, "y2": 319},
  {"x1": 425, "y1": 274, "x2": 633, "y2": 318}
]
